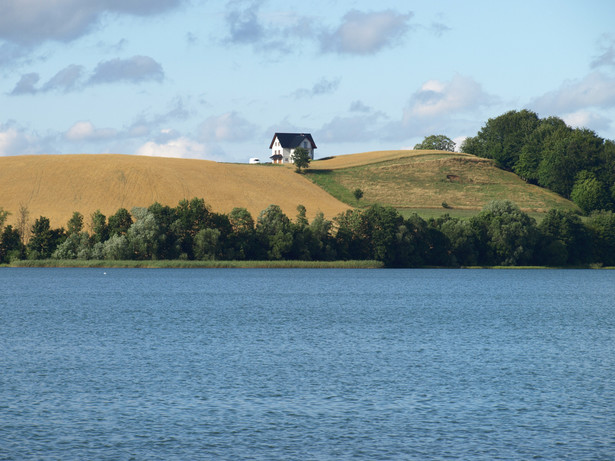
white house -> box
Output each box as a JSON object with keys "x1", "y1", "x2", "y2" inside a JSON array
[{"x1": 269, "y1": 133, "x2": 317, "y2": 164}]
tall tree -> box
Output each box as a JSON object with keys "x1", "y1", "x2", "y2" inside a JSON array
[
  {"x1": 90, "y1": 210, "x2": 109, "y2": 243},
  {"x1": 470, "y1": 201, "x2": 538, "y2": 266},
  {"x1": 108, "y1": 208, "x2": 133, "y2": 236},
  {"x1": 461, "y1": 109, "x2": 540, "y2": 170},
  {"x1": 0, "y1": 225, "x2": 24, "y2": 263},
  {"x1": 67, "y1": 211, "x2": 84, "y2": 235},
  {"x1": 256, "y1": 204, "x2": 293, "y2": 260},
  {"x1": 28, "y1": 216, "x2": 65, "y2": 259},
  {"x1": 292, "y1": 147, "x2": 311, "y2": 173},
  {"x1": 570, "y1": 171, "x2": 609, "y2": 213},
  {"x1": 414, "y1": 134, "x2": 456, "y2": 152}
]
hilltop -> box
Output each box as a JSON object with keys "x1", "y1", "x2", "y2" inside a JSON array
[
  {"x1": 0, "y1": 150, "x2": 579, "y2": 229},
  {"x1": 308, "y1": 150, "x2": 579, "y2": 218},
  {"x1": 0, "y1": 154, "x2": 349, "y2": 228}
]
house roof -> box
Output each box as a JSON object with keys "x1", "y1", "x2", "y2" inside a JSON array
[{"x1": 269, "y1": 133, "x2": 317, "y2": 149}]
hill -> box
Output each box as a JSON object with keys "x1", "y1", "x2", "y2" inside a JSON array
[
  {"x1": 308, "y1": 150, "x2": 580, "y2": 217},
  {"x1": 0, "y1": 154, "x2": 350, "y2": 228},
  {"x1": 0, "y1": 150, "x2": 580, "y2": 230}
]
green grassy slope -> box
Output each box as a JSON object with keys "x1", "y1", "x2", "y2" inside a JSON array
[{"x1": 307, "y1": 150, "x2": 580, "y2": 219}]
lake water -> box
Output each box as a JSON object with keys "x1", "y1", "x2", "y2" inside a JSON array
[{"x1": 1, "y1": 268, "x2": 614, "y2": 460}]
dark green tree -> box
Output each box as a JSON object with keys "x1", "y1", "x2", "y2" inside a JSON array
[
  {"x1": 148, "y1": 202, "x2": 180, "y2": 259},
  {"x1": 414, "y1": 134, "x2": 456, "y2": 152},
  {"x1": 108, "y1": 208, "x2": 133, "y2": 236},
  {"x1": 228, "y1": 207, "x2": 257, "y2": 260},
  {"x1": 536, "y1": 209, "x2": 591, "y2": 265},
  {"x1": 90, "y1": 210, "x2": 109, "y2": 243},
  {"x1": 461, "y1": 109, "x2": 540, "y2": 170},
  {"x1": 514, "y1": 116, "x2": 568, "y2": 183},
  {"x1": 293, "y1": 147, "x2": 311, "y2": 173},
  {"x1": 28, "y1": 216, "x2": 65, "y2": 259},
  {"x1": 308, "y1": 212, "x2": 336, "y2": 260},
  {"x1": 433, "y1": 215, "x2": 479, "y2": 266},
  {"x1": 256, "y1": 204, "x2": 293, "y2": 259},
  {"x1": 67, "y1": 211, "x2": 84, "y2": 235},
  {"x1": 194, "y1": 228, "x2": 221, "y2": 260},
  {"x1": 570, "y1": 171, "x2": 609, "y2": 213},
  {"x1": 586, "y1": 210, "x2": 615, "y2": 266},
  {"x1": 172, "y1": 198, "x2": 212, "y2": 258},
  {"x1": 470, "y1": 201, "x2": 538, "y2": 266},
  {"x1": 0, "y1": 225, "x2": 24, "y2": 263},
  {"x1": 333, "y1": 209, "x2": 368, "y2": 260},
  {"x1": 353, "y1": 188, "x2": 364, "y2": 201}
]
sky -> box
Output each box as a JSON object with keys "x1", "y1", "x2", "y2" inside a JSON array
[{"x1": 1, "y1": 0, "x2": 615, "y2": 163}]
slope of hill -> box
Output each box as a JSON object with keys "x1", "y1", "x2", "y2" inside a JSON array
[
  {"x1": 0, "y1": 154, "x2": 350, "y2": 228},
  {"x1": 308, "y1": 150, "x2": 579, "y2": 216}
]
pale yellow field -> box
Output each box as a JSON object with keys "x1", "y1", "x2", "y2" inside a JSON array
[
  {"x1": 0, "y1": 154, "x2": 350, "y2": 228},
  {"x1": 311, "y1": 149, "x2": 475, "y2": 170}
]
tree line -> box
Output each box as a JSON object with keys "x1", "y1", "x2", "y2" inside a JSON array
[
  {"x1": 461, "y1": 110, "x2": 615, "y2": 214},
  {"x1": 1, "y1": 198, "x2": 614, "y2": 267}
]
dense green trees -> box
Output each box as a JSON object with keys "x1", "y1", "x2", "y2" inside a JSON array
[
  {"x1": 462, "y1": 110, "x2": 615, "y2": 213},
  {"x1": 2, "y1": 197, "x2": 615, "y2": 267}
]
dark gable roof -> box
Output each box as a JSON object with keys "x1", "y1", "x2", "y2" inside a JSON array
[{"x1": 269, "y1": 133, "x2": 317, "y2": 149}]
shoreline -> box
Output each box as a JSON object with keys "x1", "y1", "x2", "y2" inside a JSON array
[
  {"x1": 4, "y1": 260, "x2": 613, "y2": 269},
  {"x1": 6, "y1": 259, "x2": 385, "y2": 269}
]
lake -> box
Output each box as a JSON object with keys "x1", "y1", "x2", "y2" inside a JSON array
[{"x1": 1, "y1": 268, "x2": 614, "y2": 460}]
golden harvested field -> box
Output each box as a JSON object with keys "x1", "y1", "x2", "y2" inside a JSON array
[
  {"x1": 307, "y1": 150, "x2": 580, "y2": 215},
  {"x1": 0, "y1": 154, "x2": 350, "y2": 228}
]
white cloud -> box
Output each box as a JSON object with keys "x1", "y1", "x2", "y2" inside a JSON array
[
  {"x1": 403, "y1": 74, "x2": 497, "y2": 121},
  {"x1": 561, "y1": 110, "x2": 611, "y2": 132},
  {"x1": 136, "y1": 135, "x2": 207, "y2": 158},
  {"x1": 0, "y1": 122, "x2": 50, "y2": 155},
  {"x1": 199, "y1": 112, "x2": 256, "y2": 142},
  {"x1": 529, "y1": 71, "x2": 615, "y2": 114},
  {"x1": 320, "y1": 10, "x2": 412, "y2": 55},
  {"x1": 65, "y1": 121, "x2": 117, "y2": 141}
]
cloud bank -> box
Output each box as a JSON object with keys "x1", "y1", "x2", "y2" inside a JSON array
[{"x1": 0, "y1": 0, "x2": 184, "y2": 46}]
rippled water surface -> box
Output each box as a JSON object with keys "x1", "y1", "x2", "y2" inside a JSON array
[{"x1": 1, "y1": 268, "x2": 614, "y2": 460}]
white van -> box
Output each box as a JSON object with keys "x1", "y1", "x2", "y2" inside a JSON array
[{"x1": 249, "y1": 158, "x2": 260, "y2": 164}]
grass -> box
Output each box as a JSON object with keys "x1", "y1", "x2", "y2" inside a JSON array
[
  {"x1": 7, "y1": 260, "x2": 611, "y2": 269},
  {"x1": 8, "y1": 259, "x2": 385, "y2": 269},
  {"x1": 307, "y1": 150, "x2": 579, "y2": 218}
]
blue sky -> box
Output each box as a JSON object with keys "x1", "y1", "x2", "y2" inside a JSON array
[{"x1": 1, "y1": 0, "x2": 615, "y2": 162}]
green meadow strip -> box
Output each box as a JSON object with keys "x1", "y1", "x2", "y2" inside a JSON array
[{"x1": 9, "y1": 259, "x2": 385, "y2": 269}]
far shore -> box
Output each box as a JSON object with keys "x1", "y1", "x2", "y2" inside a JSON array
[
  {"x1": 6, "y1": 259, "x2": 385, "y2": 269},
  {"x1": 3, "y1": 260, "x2": 613, "y2": 269}
]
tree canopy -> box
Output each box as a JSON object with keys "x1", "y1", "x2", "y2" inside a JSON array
[
  {"x1": 292, "y1": 147, "x2": 311, "y2": 173},
  {"x1": 414, "y1": 134, "x2": 456, "y2": 152},
  {"x1": 1, "y1": 198, "x2": 615, "y2": 267},
  {"x1": 461, "y1": 110, "x2": 614, "y2": 213}
]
